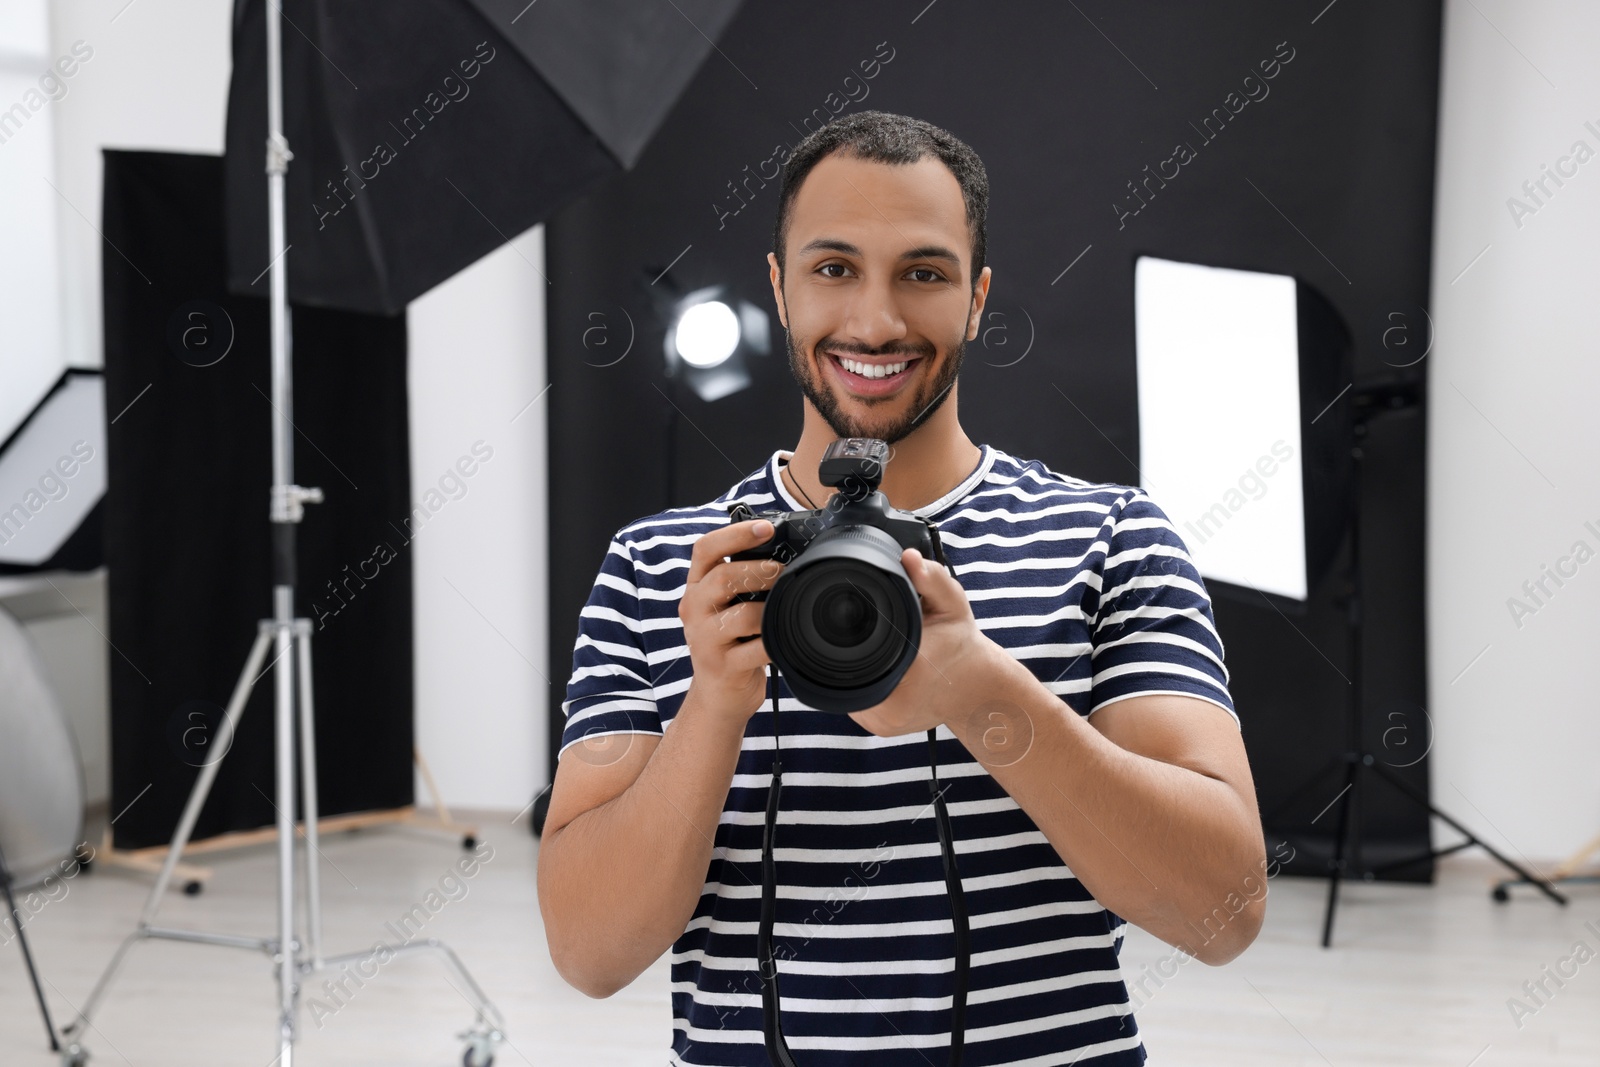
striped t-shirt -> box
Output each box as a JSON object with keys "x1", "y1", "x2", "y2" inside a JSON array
[{"x1": 559, "y1": 444, "x2": 1237, "y2": 1066}]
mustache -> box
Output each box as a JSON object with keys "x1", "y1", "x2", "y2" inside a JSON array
[{"x1": 819, "y1": 344, "x2": 933, "y2": 359}]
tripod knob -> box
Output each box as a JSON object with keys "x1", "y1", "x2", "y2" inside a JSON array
[{"x1": 270, "y1": 484, "x2": 325, "y2": 522}]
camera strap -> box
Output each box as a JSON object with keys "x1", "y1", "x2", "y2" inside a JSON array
[{"x1": 758, "y1": 536, "x2": 969, "y2": 1067}]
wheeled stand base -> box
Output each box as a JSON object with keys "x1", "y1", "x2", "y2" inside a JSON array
[{"x1": 61, "y1": 619, "x2": 506, "y2": 1067}]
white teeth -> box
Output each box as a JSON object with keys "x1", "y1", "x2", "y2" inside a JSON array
[{"x1": 840, "y1": 357, "x2": 908, "y2": 379}]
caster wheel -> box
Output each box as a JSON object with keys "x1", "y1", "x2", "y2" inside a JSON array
[
  {"x1": 462, "y1": 835, "x2": 477, "y2": 851},
  {"x1": 1492, "y1": 885, "x2": 1510, "y2": 903},
  {"x1": 183, "y1": 880, "x2": 203, "y2": 896},
  {"x1": 459, "y1": 1027, "x2": 500, "y2": 1066},
  {"x1": 61, "y1": 1042, "x2": 90, "y2": 1066}
]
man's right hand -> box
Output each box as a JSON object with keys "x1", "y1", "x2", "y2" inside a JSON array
[{"x1": 678, "y1": 518, "x2": 783, "y2": 726}]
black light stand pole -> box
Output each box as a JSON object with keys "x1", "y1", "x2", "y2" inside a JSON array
[
  {"x1": 1316, "y1": 381, "x2": 1565, "y2": 948},
  {"x1": 0, "y1": 840, "x2": 60, "y2": 1053}
]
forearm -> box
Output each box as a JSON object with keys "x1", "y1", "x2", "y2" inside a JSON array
[
  {"x1": 538, "y1": 686, "x2": 747, "y2": 997},
  {"x1": 949, "y1": 650, "x2": 1266, "y2": 963}
]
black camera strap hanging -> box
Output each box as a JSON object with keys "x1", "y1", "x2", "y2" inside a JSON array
[{"x1": 756, "y1": 521, "x2": 969, "y2": 1067}]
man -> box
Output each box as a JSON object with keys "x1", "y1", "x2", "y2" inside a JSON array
[{"x1": 537, "y1": 110, "x2": 1267, "y2": 1065}]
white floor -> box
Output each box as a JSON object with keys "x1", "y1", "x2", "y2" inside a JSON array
[{"x1": 2, "y1": 817, "x2": 1596, "y2": 1066}]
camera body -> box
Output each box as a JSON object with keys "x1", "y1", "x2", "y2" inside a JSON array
[{"x1": 728, "y1": 438, "x2": 941, "y2": 713}]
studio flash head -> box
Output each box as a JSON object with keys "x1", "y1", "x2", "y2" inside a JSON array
[{"x1": 729, "y1": 438, "x2": 944, "y2": 713}]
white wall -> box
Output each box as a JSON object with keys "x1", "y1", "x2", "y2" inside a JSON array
[
  {"x1": 31, "y1": 2, "x2": 547, "y2": 815},
  {"x1": 48, "y1": 0, "x2": 234, "y2": 371},
  {"x1": 0, "y1": 1, "x2": 67, "y2": 442},
  {"x1": 407, "y1": 229, "x2": 550, "y2": 811},
  {"x1": 1427, "y1": 0, "x2": 1600, "y2": 860}
]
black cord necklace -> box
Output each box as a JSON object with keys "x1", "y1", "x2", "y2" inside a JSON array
[
  {"x1": 782, "y1": 457, "x2": 821, "y2": 511},
  {"x1": 757, "y1": 473, "x2": 970, "y2": 1066}
]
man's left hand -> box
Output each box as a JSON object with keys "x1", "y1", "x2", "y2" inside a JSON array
[{"x1": 848, "y1": 548, "x2": 1006, "y2": 738}]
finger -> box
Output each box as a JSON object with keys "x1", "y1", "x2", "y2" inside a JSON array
[
  {"x1": 726, "y1": 632, "x2": 773, "y2": 675},
  {"x1": 710, "y1": 600, "x2": 765, "y2": 643},
  {"x1": 902, "y1": 548, "x2": 963, "y2": 614},
  {"x1": 716, "y1": 558, "x2": 784, "y2": 605},
  {"x1": 688, "y1": 519, "x2": 775, "y2": 584}
]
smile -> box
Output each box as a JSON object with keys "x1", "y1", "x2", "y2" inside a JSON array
[{"x1": 825, "y1": 351, "x2": 921, "y2": 396}]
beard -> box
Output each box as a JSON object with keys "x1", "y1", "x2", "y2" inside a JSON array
[{"x1": 784, "y1": 324, "x2": 966, "y2": 445}]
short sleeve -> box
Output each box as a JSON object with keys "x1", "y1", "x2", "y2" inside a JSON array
[
  {"x1": 557, "y1": 531, "x2": 665, "y2": 761},
  {"x1": 1088, "y1": 490, "x2": 1238, "y2": 726}
]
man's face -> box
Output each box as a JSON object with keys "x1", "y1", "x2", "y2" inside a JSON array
[{"x1": 769, "y1": 152, "x2": 989, "y2": 444}]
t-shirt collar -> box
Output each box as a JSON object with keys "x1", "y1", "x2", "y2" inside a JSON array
[{"x1": 769, "y1": 444, "x2": 993, "y2": 520}]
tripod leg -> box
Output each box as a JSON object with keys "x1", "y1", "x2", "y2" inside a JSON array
[
  {"x1": 1369, "y1": 764, "x2": 1568, "y2": 906},
  {"x1": 1321, "y1": 758, "x2": 1358, "y2": 948},
  {"x1": 138, "y1": 626, "x2": 275, "y2": 927},
  {"x1": 0, "y1": 844, "x2": 61, "y2": 1052},
  {"x1": 295, "y1": 621, "x2": 323, "y2": 968},
  {"x1": 272, "y1": 607, "x2": 299, "y2": 1061}
]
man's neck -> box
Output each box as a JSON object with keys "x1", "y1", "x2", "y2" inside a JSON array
[{"x1": 784, "y1": 397, "x2": 981, "y2": 513}]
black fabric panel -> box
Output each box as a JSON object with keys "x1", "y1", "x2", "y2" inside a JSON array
[
  {"x1": 545, "y1": 1, "x2": 1440, "y2": 878},
  {"x1": 102, "y1": 149, "x2": 413, "y2": 850},
  {"x1": 225, "y1": 0, "x2": 620, "y2": 315}
]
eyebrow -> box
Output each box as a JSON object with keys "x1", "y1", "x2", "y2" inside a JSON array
[{"x1": 797, "y1": 237, "x2": 962, "y2": 267}]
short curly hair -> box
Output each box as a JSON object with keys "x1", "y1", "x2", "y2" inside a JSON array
[{"x1": 771, "y1": 110, "x2": 989, "y2": 291}]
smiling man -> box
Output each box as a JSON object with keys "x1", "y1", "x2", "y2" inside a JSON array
[{"x1": 537, "y1": 111, "x2": 1268, "y2": 1066}]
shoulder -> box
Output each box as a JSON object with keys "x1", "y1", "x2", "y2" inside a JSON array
[{"x1": 956, "y1": 446, "x2": 1141, "y2": 530}]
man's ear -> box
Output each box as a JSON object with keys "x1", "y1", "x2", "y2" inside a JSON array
[
  {"x1": 965, "y1": 265, "x2": 993, "y2": 341},
  {"x1": 767, "y1": 252, "x2": 788, "y2": 330}
]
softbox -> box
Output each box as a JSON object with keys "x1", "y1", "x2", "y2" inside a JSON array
[{"x1": 225, "y1": 0, "x2": 743, "y2": 314}]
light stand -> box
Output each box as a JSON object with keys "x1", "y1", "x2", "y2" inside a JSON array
[
  {"x1": 1268, "y1": 380, "x2": 1566, "y2": 947},
  {"x1": 60, "y1": 7, "x2": 504, "y2": 1065},
  {"x1": 1, "y1": 839, "x2": 62, "y2": 1054}
]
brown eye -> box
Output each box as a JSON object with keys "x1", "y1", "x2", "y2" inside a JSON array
[
  {"x1": 907, "y1": 268, "x2": 943, "y2": 283},
  {"x1": 818, "y1": 263, "x2": 848, "y2": 278}
]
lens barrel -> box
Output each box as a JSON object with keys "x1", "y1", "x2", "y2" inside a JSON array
[{"x1": 762, "y1": 524, "x2": 921, "y2": 713}]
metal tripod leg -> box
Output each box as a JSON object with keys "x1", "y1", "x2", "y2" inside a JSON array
[
  {"x1": 66, "y1": 624, "x2": 276, "y2": 1036},
  {"x1": 0, "y1": 841, "x2": 61, "y2": 1052},
  {"x1": 147, "y1": 624, "x2": 276, "y2": 925},
  {"x1": 63, "y1": 610, "x2": 506, "y2": 1063},
  {"x1": 1369, "y1": 762, "x2": 1567, "y2": 906},
  {"x1": 273, "y1": 591, "x2": 299, "y2": 1065},
  {"x1": 1320, "y1": 755, "x2": 1359, "y2": 948},
  {"x1": 295, "y1": 619, "x2": 324, "y2": 969}
]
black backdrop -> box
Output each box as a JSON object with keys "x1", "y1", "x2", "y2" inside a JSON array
[
  {"x1": 546, "y1": 1, "x2": 1441, "y2": 878},
  {"x1": 103, "y1": 151, "x2": 414, "y2": 849}
]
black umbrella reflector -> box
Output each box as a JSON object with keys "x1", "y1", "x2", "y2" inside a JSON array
[{"x1": 225, "y1": 0, "x2": 742, "y2": 315}]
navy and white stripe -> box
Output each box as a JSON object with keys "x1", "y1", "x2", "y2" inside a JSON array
[{"x1": 560, "y1": 445, "x2": 1236, "y2": 1066}]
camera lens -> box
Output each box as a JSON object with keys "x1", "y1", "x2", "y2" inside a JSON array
[
  {"x1": 814, "y1": 584, "x2": 877, "y2": 646},
  {"x1": 763, "y1": 523, "x2": 921, "y2": 712},
  {"x1": 779, "y1": 560, "x2": 905, "y2": 688}
]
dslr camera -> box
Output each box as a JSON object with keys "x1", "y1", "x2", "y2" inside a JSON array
[{"x1": 728, "y1": 438, "x2": 945, "y2": 713}]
